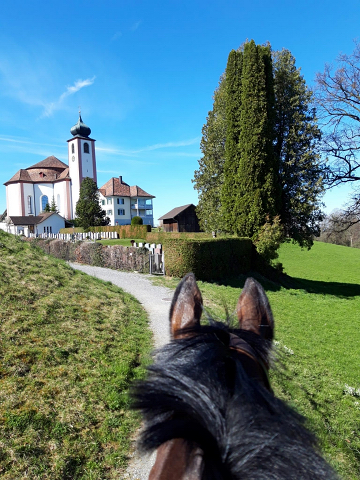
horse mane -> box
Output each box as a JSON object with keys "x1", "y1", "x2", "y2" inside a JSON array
[{"x1": 132, "y1": 321, "x2": 338, "y2": 479}]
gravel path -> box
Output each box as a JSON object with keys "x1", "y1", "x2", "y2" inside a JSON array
[{"x1": 69, "y1": 263, "x2": 174, "y2": 479}]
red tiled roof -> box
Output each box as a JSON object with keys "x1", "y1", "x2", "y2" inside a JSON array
[
  {"x1": 4, "y1": 156, "x2": 69, "y2": 185},
  {"x1": 28, "y1": 156, "x2": 68, "y2": 170},
  {"x1": 5, "y1": 169, "x2": 32, "y2": 184},
  {"x1": 99, "y1": 177, "x2": 154, "y2": 198}
]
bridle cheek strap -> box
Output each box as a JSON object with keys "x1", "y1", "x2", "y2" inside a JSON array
[{"x1": 229, "y1": 333, "x2": 272, "y2": 393}]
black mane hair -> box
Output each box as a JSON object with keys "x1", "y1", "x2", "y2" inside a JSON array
[{"x1": 132, "y1": 322, "x2": 339, "y2": 479}]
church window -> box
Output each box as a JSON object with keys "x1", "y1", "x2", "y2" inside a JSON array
[
  {"x1": 27, "y1": 196, "x2": 32, "y2": 214},
  {"x1": 71, "y1": 144, "x2": 75, "y2": 154},
  {"x1": 41, "y1": 195, "x2": 49, "y2": 212},
  {"x1": 84, "y1": 142, "x2": 90, "y2": 154},
  {"x1": 57, "y1": 194, "x2": 61, "y2": 212}
]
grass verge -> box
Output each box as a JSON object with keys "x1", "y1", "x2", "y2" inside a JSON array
[{"x1": 0, "y1": 231, "x2": 152, "y2": 479}]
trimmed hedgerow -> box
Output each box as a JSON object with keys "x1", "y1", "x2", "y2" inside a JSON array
[
  {"x1": 163, "y1": 237, "x2": 252, "y2": 281},
  {"x1": 60, "y1": 225, "x2": 150, "y2": 238}
]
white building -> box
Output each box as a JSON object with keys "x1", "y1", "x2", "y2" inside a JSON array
[
  {"x1": 2, "y1": 115, "x2": 155, "y2": 233},
  {"x1": 99, "y1": 176, "x2": 154, "y2": 226}
]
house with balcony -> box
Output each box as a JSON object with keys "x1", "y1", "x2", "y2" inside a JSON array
[{"x1": 98, "y1": 176, "x2": 155, "y2": 226}]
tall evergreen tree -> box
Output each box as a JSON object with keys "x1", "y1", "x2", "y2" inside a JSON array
[
  {"x1": 193, "y1": 75, "x2": 227, "y2": 232},
  {"x1": 273, "y1": 49, "x2": 324, "y2": 247},
  {"x1": 193, "y1": 42, "x2": 323, "y2": 247},
  {"x1": 50, "y1": 196, "x2": 59, "y2": 213},
  {"x1": 75, "y1": 177, "x2": 106, "y2": 230},
  {"x1": 222, "y1": 40, "x2": 280, "y2": 238}
]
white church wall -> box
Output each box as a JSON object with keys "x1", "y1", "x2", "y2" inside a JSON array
[
  {"x1": 53, "y1": 181, "x2": 70, "y2": 219},
  {"x1": 33, "y1": 183, "x2": 55, "y2": 213},
  {"x1": 22, "y1": 183, "x2": 36, "y2": 215},
  {"x1": 6, "y1": 184, "x2": 23, "y2": 216}
]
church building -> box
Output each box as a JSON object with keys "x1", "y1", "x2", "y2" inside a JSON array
[{"x1": 3, "y1": 115, "x2": 155, "y2": 234}]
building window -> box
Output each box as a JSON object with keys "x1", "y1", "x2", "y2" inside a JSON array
[
  {"x1": 117, "y1": 198, "x2": 124, "y2": 204},
  {"x1": 41, "y1": 195, "x2": 49, "y2": 212},
  {"x1": 101, "y1": 199, "x2": 105, "y2": 205},
  {"x1": 146, "y1": 209, "x2": 153, "y2": 216},
  {"x1": 118, "y1": 209, "x2": 125, "y2": 215},
  {"x1": 71, "y1": 144, "x2": 75, "y2": 154},
  {"x1": 50, "y1": 226, "x2": 52, "y2": 234},
  {"x1": 84, "y1": 142, "x2": 90, "y2": 154},
  {"x1": 27, "y1": 196, "x2": 32, "y2": 214},
  {"x1": 107, "y1": 210, "x2": 113, "y2": 215},
  {"x1": 107, "y1": 198, "x2": 112, "y2": 204},
  {"x1": 44, "y1": 227, "x2": 46, "y2": 233}
]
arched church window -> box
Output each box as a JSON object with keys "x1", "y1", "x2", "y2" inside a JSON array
[
  {"x1": 27, "y1": 196, "x2": 32, "y2": 214},
  {"x1": 57, "y1": 194, "x2": 61, "y2": 212},
  {"x1": 72, "y1": 144, "x2": 75, "y2": 154},
  {"x1": 41, "y1": 195, "x2": 49, "y2": 212},
  {"x1": 84, "y1": 142, "x2": 90, "y2": 154}
]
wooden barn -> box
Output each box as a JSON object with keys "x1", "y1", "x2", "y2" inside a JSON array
[{"x1": 158, "y1": 204, "x2": 200, "y2": 233}]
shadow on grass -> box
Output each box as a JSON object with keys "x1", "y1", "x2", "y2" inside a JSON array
[
  {"x1": 290, "y1": 277, "x2": 360, "y2": 298},
  {"x1": 210, "y1": 272, "x2": 360, "y2": 298}
]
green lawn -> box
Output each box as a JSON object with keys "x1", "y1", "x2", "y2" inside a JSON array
[
  {"x1": 0, "y1": 231, "x2": 152, "y2": 479},
  {"x1": 151, "y1": 241, "x2": 360, "y2": 479}
]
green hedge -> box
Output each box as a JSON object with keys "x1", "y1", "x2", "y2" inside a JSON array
[
  {"x1": 147, "y1": 231, "x2": 222, "y2": 244},
  {"x1": 163, "y1": 237, "x2": 252, "y2": 281},
  {"x1": 60, "y1": 224, "x2": 150, "y2": 238}
]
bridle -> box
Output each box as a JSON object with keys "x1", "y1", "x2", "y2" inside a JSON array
[{"x1": 229, "y1": 333, "x2": 272, "y2": 392}]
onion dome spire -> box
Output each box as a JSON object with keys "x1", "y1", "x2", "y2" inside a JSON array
[{"x1": 70, "y1": 113, "x2": 91, "y2": 137}]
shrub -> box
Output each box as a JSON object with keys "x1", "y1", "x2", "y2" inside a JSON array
[
  {"x1": 254, "y1": 216, "x2": 284, "y2": 264},
  {"x1": 131, "y1": 216, "x2": 143, "y2": 225},
  {"x1": 163, "y1": 237, "x2": 252, "y2": 281}
]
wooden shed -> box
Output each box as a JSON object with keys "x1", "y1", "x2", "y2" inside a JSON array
[{"x1": 158, "y1": 204, "x2": 200, "y2": 233}]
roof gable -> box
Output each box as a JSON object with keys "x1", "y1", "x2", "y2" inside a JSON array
[
  {"x1": 158, "y1": 204, "x2": 194, "y2": 220},
  {"x1": 28, "y1": 156, "x2": 68, "y2": 170},
  {"x1": 99, "y1": 177, "x2": 155, "y2": 198}
]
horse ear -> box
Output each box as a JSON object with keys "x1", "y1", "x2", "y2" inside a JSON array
[
  {"x1": 170, "y1": 273, "x2": 203, "y2": 339},
  {"x1": 236, "y1": 277, "x2": 274, "y2": 340}
]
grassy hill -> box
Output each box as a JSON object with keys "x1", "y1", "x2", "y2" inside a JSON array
[{"x1": 0, "y1": 231, "x2": 152, "y2": 479}]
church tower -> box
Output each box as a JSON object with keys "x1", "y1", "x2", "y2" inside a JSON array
[{"x1": 68, "y1": 114, "x2": 97, "y2": 218}]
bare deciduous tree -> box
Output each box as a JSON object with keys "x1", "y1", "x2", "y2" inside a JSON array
[{"x1": 315, "y1": 40, "x2": 360, "y2": 229}]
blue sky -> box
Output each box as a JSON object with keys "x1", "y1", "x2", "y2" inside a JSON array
[{"x1": 1, "y1": 0, "x2": 359, "y2": 224}]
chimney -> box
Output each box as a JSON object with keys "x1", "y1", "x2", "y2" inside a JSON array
[{"x1": 119, "y1": 176, "x2": 122, "y2": 184}]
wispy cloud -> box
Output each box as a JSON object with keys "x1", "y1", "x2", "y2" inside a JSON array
[
  {"x1": 112, "y1": 31, "x2": 122, "y2": 41},
  {"x1": 96, "y1": 137, "x2": 200, "y2": 157},
  {"x1": 0, "y1": 135, "x2": 61, "y2": 149},
  {"x1": 133, "y1": 137, "x2": 200, "y2": 153},
  {"x1": 42, "y1": 76, "x2": 96, "y2": 117},
  {"x1": 131, "y1": 20, "x2": 142, "y2": 31}
]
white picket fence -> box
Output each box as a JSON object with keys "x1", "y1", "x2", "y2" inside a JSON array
[{"x1": 28, "y1": 231, "x2": 120, "y2": 241}]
